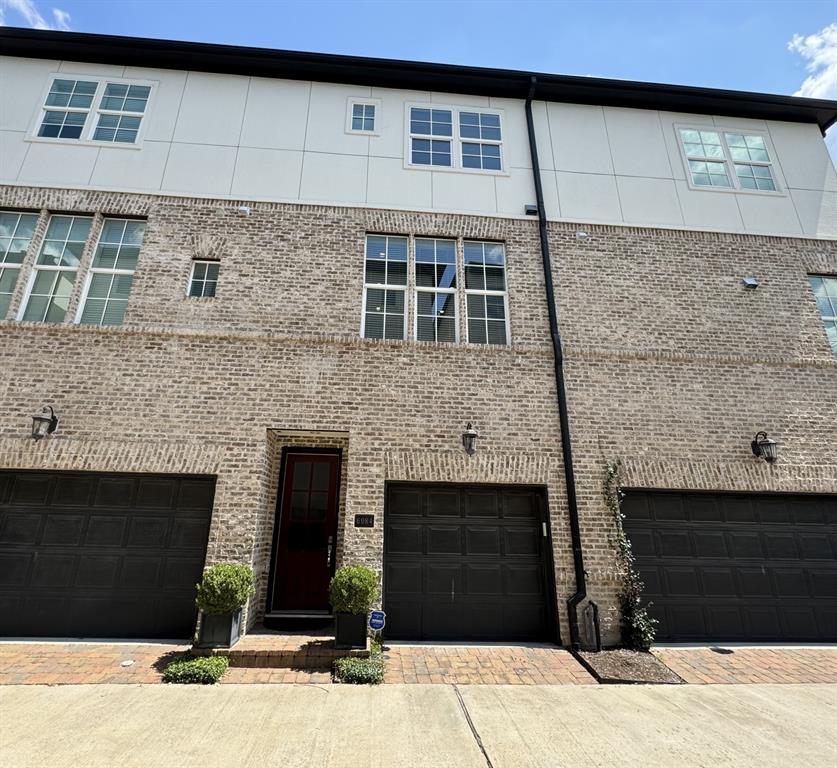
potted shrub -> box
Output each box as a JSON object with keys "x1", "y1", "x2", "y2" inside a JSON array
[
  {"x1": 194, "y1": 563, "x2": 255, "y2": 649},
  {"x1": 329, "y1": 565, "x2": 379, "y2": 650}
]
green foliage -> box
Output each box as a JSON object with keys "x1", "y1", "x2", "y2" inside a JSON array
[
  {"x1": 163, "y1": 655, "x2": 229, "y2": 684},
  {"x1": 605, "y1": 461, "x2": 658, "y2": 651},
  {"x1": 334, "y1": 643, "x2": 385, "y2": 685},
  {"x1": 329, "y1": 565, "x2": 379, "y2": 615},
  {"x1": 195, "y1": 563, "x2": 255, "y2": 615}
]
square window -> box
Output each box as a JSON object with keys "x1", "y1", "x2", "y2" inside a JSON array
[{"x1": 348, "y1": 101, "x2": 378, "y2": 133}]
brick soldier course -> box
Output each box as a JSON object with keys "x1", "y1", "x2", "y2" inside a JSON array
[{"x1": 1, "y1": 184, "x2": 835, "y2": 645}]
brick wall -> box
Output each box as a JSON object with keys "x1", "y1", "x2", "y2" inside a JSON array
[{"x1": 1, "y1": 184, "x2": 835, "y2": 645}]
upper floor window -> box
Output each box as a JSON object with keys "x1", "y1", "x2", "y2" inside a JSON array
[
  {"x1": 415, "y1": 238, "x2": 457, "y2": 343},
  {"x1": 0, "y1": 211, "x2": 39, "y2": 319},
  {"x1": 347, "y1": 99, "x2": 379, "y2": 134},
  {"x1": 362, "y1": 235, "x2": 408, "y2": 340},
  {"x1": 20, "y1": 215, "x2": 92, "y2": 323},
  {"x1": 810, "y1": 275, "x2": 837, "y2": 356},
  {"x1": 77, "y1": 219, "x2": 145, "y2": 326},
  {"x1": 407, "y1": 105, "x2": 504, "y2": 173},
  {"x1": 33, "y1": 76, "x2": 153, "y2": 146},
  {"x1": 464, "y1": 241, "x2": 508, "y2": 345},
  {"x1": 189, "y1": 260, "x2": 219, "y2": 298},
  {"x1": 679, "y1": 128, "x2": 777, "y2": 193}
]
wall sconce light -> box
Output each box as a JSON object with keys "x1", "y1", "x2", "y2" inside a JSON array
[
  {"x1": 31, "y1": 406, "x2": 58, "y2": 441},
  {"x1": 462, "y1": 423, "x2": 479, "y2": 456},
  {"x1": 524, "y1": 204, "x2": 538, "y2": 216},
  {"x1": 751, "y1": 431, "x2": 779, "y2": 463}
]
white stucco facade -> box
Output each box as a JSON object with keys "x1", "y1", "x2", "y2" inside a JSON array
[{"x1": 1, "y1": 55, "x2": 835, "y2": 238}]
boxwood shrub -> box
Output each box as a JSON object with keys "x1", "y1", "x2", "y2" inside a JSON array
[
  {"x1": 163, "y1": 655, "x2": 229, "y2": 684},
  {"x1": 195, "y1": 563, "x2": 256, "y2": 615},
  {"x1": 328, "y1": 565, "x2": 379, "y2": 615}
]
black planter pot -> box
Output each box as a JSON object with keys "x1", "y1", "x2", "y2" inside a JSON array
[
  {"x1": 334, "y1": 612, "x2": 367, "y2": 649},
  {"x1": 195, "y1": 608, "x2": 242, "y2": 649}
]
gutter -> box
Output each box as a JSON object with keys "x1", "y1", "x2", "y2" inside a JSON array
[{"x1": 524, "y1": 76, "x2": 588, "y2": 651}]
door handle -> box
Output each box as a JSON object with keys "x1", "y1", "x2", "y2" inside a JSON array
[
  {"x1": 450, "y1": 576, "x2": 455, "y2": 603},
  {"x1": 326, "y1": 535, "x2": 333, "y2": 568}
]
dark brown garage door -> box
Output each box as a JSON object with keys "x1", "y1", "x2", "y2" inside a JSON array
[
  {"x1": 384, "y1": 483, "x2": 556, "y2": 641},
  {"x1": 0, "y1": 471, "x2": 215, "y2": 639},
  {"x1": 622, "y1": 490, "x2": 837, "y2": 642}
]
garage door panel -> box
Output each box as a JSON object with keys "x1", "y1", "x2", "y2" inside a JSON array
[
  {"x1": 10, "y1": 475, "x2": 51, "y2": 505},
  {"x1": 467, "y1": 564, "x2": 502, "y2": 594},
  {"x1": 624, "y1": 490, "x2": 836, "y2": 642},
  {"x1": 0, "y1": 513, "x2": 40, "y2": 544},
  {"x1": 0, "y1": 471, "x2": 214, "y2": 639},
  {"x1": 31, "y1": 553, "x2": 75, "y2": 586},
  {"x1": 465, "y1": 526, "x2": 500, "y2": 555},
  {"x1": 53, "y1": 476, "x2": 94, "y2": 506},
  {"x1": 504, "y1": 526, "x2": 540, "y2": 556},
  {"x1": 42, "y1": 514, "x2": 84, "y2": 546},
  {"x1": 427, "y1": 526, "x2": 460, "y2": 554},
  {"x1": 385, "y1": 483, "x2": 553, "y2": 642},
  {"x1": 386, "y1": 524, "x2": 422, "y2": 554},
  {"x1": 94, "y1": 478, "x2": 135, "y2": 508},
  {"x1": 85, "y1": 516, "x2": 128, "y2": 546},
  {"x1": 0, "y1": 553, "x2": 30, "y2": 585}
]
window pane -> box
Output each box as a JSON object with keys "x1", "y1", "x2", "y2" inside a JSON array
[
  {"x1": 437, "y1": 317, "x2": 456, "y2": 342},
  {"x1": 79, "y1": 298, "x2": 105, "y2": 325},
  {"x1": 487, "y1": 320, "x2": 507, "y2": 345},
  {"x1": 467, "y1": 294, "x2": 486, "y2": 318},
  {"x1": 417, "y1": 316, "x2": 435, "y2": 341},
  {"x1": 365, "y1": 259, "x2": 386, "y2": 284},
  {"x1": 364, "y1": 313, "x2": 384, "y2": 338},
  {"x1": 465, "y1": 265, "x2": 485, "y2": 289},
  {"x1": 468, "y1": 319, "x2": 487, "y2": 344}
]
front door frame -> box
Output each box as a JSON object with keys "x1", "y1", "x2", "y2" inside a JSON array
[{"x1": 265, "y1": 447, "x2": 343, "y2": 615}]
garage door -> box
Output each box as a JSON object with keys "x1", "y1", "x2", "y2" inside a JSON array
[
  {"x1": 384, "y1": 483, "x2": 555, "y2": 641},
  {"x1": 622, "y1": 490, "x2": 837, "y2": 642},
  {"x1": 0, "y1": 471, "x2": 215, "y2": 639}
]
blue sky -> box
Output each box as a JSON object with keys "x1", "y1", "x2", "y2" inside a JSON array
[{"x1": 1, "y1": 0, "x2": 836, "y2": 150}]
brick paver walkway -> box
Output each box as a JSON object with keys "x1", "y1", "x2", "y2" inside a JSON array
[
  {"x1": 654, "y1": 647, "x2": 837, "y2": 684},
  {"x1": 0, "y1": 642, "x2": 189, "y2": 685},
  {"x1": 383, "y1": 644, "x2": 595, "y2": 684}
]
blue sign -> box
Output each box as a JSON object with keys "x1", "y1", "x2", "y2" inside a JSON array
[{"x1": 369, "y1": 610, "x2": 386, "y2": 631}]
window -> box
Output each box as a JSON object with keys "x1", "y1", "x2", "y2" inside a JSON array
[
  {"x1": 34, "y1": 76, "x2": 153, "y2": 146},
  {"x1": 464, "y1": 241, "x2": 508, "y2": 345},
  {"x1": 810, "y1": 275, "x2": 837, "y2": 356},
  {"x1": 77, "y1": 219, "x2": 144, "y2": 325},
  {"x1": 20, "y1": 215, "x2": 92, "y2": 323},
  {"x1": 189, "y1": 260, "x2": 219, "y2": 298},
  {"x1": 363, "y1": 235, "x2": 408, "y2": 340},
  {"x1": 408, "y1": 105, "x2": 504, "y2": 172},
  {"x1": 348, "y1": 101, "x2": 376, "y2": 133},
  {"x1": 415, "y1": 238, "x2": 457, "y2": 342},
  {"x1": 679, "y1": 128, "x2": 777, "y2": 192},
  {"x1": 0, "y1": 211, "x2": 39, "y2": 319}
]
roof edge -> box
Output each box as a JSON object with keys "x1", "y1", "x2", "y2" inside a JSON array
[{"x1": 3, "y1": 27, "x2": 836, "y2": 131}]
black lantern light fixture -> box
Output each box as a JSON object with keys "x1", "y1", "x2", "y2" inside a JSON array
[
  {"x1": 31, "y1": 406, "x2": 58, "y2": 441},
  {"x1": 462, "y1": 423, "x2": 478, "y2": 456},
  {"x1": 751, "y1": 431, "x2": 780, "y2": 463}
]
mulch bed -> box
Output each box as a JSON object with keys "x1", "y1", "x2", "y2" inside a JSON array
[{"x1": 577, "y1": 649, "x2": 684, "y2": 684}]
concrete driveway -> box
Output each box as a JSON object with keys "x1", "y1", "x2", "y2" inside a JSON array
[{"x1": 1, "y1": 683, "x2": 835, "y2": 768}]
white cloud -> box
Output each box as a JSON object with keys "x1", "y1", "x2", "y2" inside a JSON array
[
  {"x1": 789, "y1": 24, "x2": 837, "y2": 159},
  {"x1": 0, "y1": 0, "x2": 70, "y2": 30}
]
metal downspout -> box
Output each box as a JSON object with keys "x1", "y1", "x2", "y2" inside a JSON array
[{"x1": 524, "y1": 76, "x2": 588, "y2": 651}]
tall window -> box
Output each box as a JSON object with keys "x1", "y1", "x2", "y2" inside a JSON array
[
  {"x1": 415, "y1": 238, "x2": 457, "y2": 342},
  {"x1": 21, "y1": 215, "x2": 92, "y2": 323},
  {"x1": 363, "y1": 235, "x2": 408, "y2": 340},
  {"x1": 810, "y1": 275, "x2": 837, "y2": 356},
  {"x1": 464, "y1": 241, "x2": 508, "y2": 345},
  {"x1": 0, "y1": 211, "x2": 38, "y2": 319},
  {"x1": 679, "y1": 128, "x2": 777, "y2": 192},
  {"x1": 408, "y1": 106, "x2": 504, "y2": 172},
  {"x1": 77, "y1": 218, "x2": 144, "y2": 325}
]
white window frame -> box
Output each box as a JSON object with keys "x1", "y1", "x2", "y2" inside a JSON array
[
  {"x1": 27, "y1": 74, "x2": 157, "y2": 150},
  {"x1": 345, "y1": 98, "x2": 381, "y2": 136},
  {"x1": 0, "y1": 211, "x2": 39, "y2": 320},
  {"x1": 360, "y1": 235, "x2": 409, "y2": 341},
  {"x1": 404, "y1": 103, "x2": 507, "y2": 176},
  {"x1": 675, "y1": 123, "x2": 784, "y2": 196},
  {"x1": 18, "y1": 214, "x2": 93, "y2": 323},
  {"x1": 414, "y1": 237, "x2": 459, "y2": 343},
  {"x1": 809, "y1": 274, "x2": 837, "y2": 356},
  {"x1": 75, "y1": 218, "x2": 144, "y2": 326},
  {"x1": 187, "y1": 259, "x2": 220, "y2": 298},
  {"x1": 463, "y1": 241, "x2": 511, "y2": 346}
]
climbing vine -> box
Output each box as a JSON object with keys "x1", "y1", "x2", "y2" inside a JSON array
[{"x1": 605, "y1": 460, "x2": 657, "y2": 651}]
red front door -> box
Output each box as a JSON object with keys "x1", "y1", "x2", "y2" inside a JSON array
[{"x1": 270, "y1": 452, "x2": 340, "y2": 612}]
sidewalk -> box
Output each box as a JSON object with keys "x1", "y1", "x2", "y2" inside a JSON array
[{"x1": 1, "y1": 682, "x2": 835, "y2": 768}]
